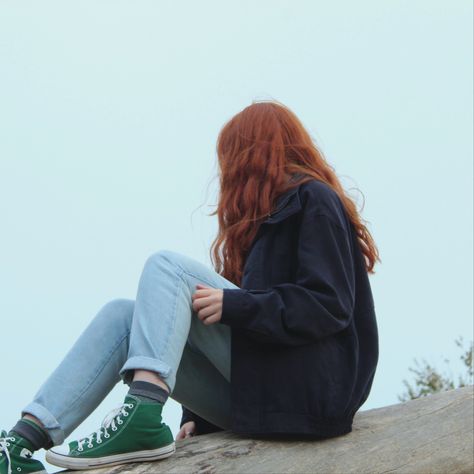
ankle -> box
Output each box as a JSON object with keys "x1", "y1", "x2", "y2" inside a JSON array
[
  {"x1": 132, "y1": 370, "x2": 170, "y2": 394},
  {"x1": 22, "y1": 413, "x2": 45, "y2": 430},
  {"x1": 10, "y1": 418, "x2": 54, "y2": 451},
  {"x1": 128, "y1": 380, "x2": 169, "y2": 404}
]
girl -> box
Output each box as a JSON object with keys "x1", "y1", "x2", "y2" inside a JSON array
[{"x1": 0, "y1": 100, "x2": 380, "y2": 473}]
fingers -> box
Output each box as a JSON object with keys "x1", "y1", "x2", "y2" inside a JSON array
[
  {"x1": 176, "y1": 430, "x2": 193, "y2": 440},
  {"x1": 201, "y1": 312, "x2": 220, "y2": 325},
  {"x1": 192, "y1": 294, "x2": 215, "y2": 310},
  {"x1": 176, "y1": 428, "x2": 187, "y2": 440},
  {"x1": 191, "y1": 287, "x2": 223, "y2": 325},
  {"x1": 192, "y1": 294, "x2": 214, "y2": 311},
  {"x1": 176, "y1": 422, "x2": 196, "y2": 440},
  {"x1": 192, "y1": 287, "x2": 213, "y2": 300},
  {"x1": 196, "y1": 304, "x2": 217, "y2": 321},
  {"x1": 192, "y1": 298, "x2": 218, "y2": 322},
  {"x1": 197, "y1": 306, "x2": 220, "y2": 324}
]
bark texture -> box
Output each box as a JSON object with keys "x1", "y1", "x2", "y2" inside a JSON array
[{"x1": 54, "y1": 385, "x2": 474, "y2": 474}]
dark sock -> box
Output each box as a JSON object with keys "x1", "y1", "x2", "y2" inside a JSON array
[
  {"x1": 10, "y1": 418, "x2": 54, "y2": 451},
  {"x1": 128, "y1": 380, "x2": 170, "y2": 404}
]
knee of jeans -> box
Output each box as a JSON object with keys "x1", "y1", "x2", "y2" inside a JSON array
[
  {"x1": 145, "y1": 249, "x2": 183, "y2": 270},
  {"x1": 98, "y1": 298, "x2": 134, "y2": 331}
]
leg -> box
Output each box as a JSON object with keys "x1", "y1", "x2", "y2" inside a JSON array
[
  {"x1": 42, "y1": 250, "x2": 237, "y2": 470},
  {"x1": 20, "y1": 298, "x2": 134, "y2": 446},
  {"x1": 172, "y1": 340, "x2": 232, "y2": 431},
  {"x1": 118, "y1": 249, "x2": 239, "y2": 395},
  {"x1": 118, "y1": 249, "x2": 236, "y2": 430},
  {"x1": 20, "y1": 249, "x2": 239, "y2": 446}
]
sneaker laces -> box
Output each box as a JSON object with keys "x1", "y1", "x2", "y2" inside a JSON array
[
  {"x1": 76, "y1": 402, "x2": 134, "y2": 451},
  {"x1": 0, "y1": 431, "x2": 15, "y2": 474}
]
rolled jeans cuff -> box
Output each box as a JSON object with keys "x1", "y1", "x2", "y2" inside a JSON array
[
  {"x1": 119, "y1": 356, "x2": 173, "y2": 392},
  {"x1": 21, "y1": 401, "x2": 65, "y2": 447}
]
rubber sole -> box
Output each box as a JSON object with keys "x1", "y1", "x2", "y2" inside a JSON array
[{"x1": 45, "y1": 442, "x2": 176, "y2": 470}]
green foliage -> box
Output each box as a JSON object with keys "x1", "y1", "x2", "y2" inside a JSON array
[{"x1": 398, "y1": 336, "x2": 473, "y2": 402}]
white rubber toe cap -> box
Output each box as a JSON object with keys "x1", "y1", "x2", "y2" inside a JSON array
[{"x1": 49, "y1": 444, "x2": 70, "y2": 455}]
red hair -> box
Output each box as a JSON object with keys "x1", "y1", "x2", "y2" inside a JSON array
[{"x1": 209, "y1": 99, "x2": 381, "y2": 286}]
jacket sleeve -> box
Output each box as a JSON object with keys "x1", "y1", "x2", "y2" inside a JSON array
[
  {"x1": 180, "y1": 405, "x2": 225, "y2": 435},
  {"x1": 220, "y1": 211, "x2": 356, "y2": 346}
]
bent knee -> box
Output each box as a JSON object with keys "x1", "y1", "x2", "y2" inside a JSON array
[
  {"x1": 98, "y1": 298, "x2": 134, "y2": 329},
  {"x1": 145, "y1": 249, "x2": 185, "y2": 269}
]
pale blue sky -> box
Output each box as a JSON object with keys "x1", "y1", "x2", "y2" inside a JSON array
[{"x1": 0, "y1": 1, "x2": 472, "y2": 470}]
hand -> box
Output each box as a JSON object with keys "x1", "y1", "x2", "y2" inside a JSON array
[
  {"x1": 176, "y1": 421, "x2": 196, "y2": 440},
  {"x1": 192, "y1": 283, "x2": 224, "y2": 325}
]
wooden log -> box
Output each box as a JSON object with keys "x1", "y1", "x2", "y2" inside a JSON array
[{"x1": 54, "y1": 385, "x2": 474, "y2": 474}]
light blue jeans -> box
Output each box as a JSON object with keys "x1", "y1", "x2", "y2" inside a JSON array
[{"x1": 21, "y1": 250, "x2": 239, "y2": 446}]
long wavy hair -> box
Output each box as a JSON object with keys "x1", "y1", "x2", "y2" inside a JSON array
[{"x1": 209, "y1": 99, "x2": 380, "y2": 286}]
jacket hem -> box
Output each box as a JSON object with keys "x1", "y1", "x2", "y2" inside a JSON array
[{"x1": 231, "y1": 412, "x2": 354, "y2": 440}]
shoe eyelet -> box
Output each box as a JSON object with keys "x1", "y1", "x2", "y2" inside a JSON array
[
  {"x1": 117, "y1": 419, "x2": 123, "y2": 425},
  {"x1": 6, "y1": 443, "x2": 10, "y2": 447},
  {"x1": 11, "y1": 437, "x2": 16, "y2": 441},
  {"x1": 128, "y1": 403, "x2": 134, "y2": 408},
  {"x1": 78, "y1": 447, "x2": 83, "y2": 452},
  {"x1": 104, "y1": 433, "x2": 110, "y2": 439},
  {"x1": 123, "y1": 412, "x2": 129, "y2": 417},
  {"x1": 97, "y1": 439, "x2": 102, "y2": 444},
  {"x1": 112, "y1": 427, "x2": 117, "y2": 432},
  {"x1": 17, "y1": 468, "x2": 22, "y2": 472},
  {"x1": 87, "y1": 443, "x2": 93, "y2": 448}
]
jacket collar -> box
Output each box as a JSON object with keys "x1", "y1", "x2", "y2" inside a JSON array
[{"x1": 263, "y1": 182, "x2": 302, "y2": 225}]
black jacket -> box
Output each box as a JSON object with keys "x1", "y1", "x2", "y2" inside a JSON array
[{"x1": 181, "y1": 178, "x2": 379, "y2": 439}]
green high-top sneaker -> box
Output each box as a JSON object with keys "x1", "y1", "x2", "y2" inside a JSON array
[
  {"x1": 0, "y1": 429, "x2": 48, "y2": 474},
  {"x1": 45, "y1": 394, "x2": 175, "y2": 471}
]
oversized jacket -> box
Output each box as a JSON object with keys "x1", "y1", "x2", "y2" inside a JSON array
[{"x1": 181, "y1": 177, "x2": 379, "y2": 439}]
